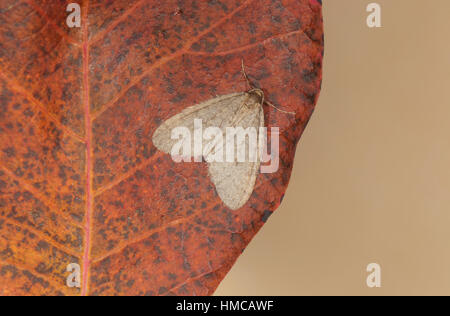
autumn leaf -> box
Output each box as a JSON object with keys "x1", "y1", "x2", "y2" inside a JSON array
[{"x1": 0, "y1": 0, "x2": 323, "y2": 296}]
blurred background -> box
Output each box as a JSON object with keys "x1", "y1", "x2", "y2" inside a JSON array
[{"x1": 216, "y1": 0, "x2": 450, "y2": 295}]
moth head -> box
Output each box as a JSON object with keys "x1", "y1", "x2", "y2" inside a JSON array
[{"x1": 245, "y1": 89, "x2": 265, "y2": 109}]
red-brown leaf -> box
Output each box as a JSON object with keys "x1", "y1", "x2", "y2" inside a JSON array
[{"x1": 0, "y1": 0, "x2": 323, "y2": 295}]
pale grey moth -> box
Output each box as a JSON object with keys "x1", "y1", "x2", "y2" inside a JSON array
[
  {"x1": 152, "y1": 89, "x2": 263, "y2": 210},
  {"x1": 152, "y1": 65, "x2": 294, "y2": 210}
]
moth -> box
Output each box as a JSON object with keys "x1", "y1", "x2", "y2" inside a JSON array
[{"x1": 152, "y1": 63, "x2": 294, "y2": 210}]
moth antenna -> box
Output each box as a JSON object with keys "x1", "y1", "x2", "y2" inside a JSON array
[
  {"x1": 265, "y1": 100, "x2": 296, "y2": 115},
  {"x1": 241, "y1": 60, "x2": 253, "y2": 89}
]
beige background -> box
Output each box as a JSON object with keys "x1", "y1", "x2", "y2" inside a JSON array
[{"x1": 216, "y1": 0, "x2": 450, "y2": 295}]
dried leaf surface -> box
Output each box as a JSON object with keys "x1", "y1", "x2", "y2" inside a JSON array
[{"x1": 0, "y1": 0, "x2": 323, "y2": 295}]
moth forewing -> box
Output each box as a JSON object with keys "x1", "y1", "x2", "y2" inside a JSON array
[{"x1": 152, "y1": 92, "x2": 247, "y2": 157}]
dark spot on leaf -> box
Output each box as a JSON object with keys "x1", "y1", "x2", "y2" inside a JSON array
[{"x1": 262, "y1": 210, "x2": 273, "y2": 223}]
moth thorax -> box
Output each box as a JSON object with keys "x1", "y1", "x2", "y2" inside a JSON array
[{"x1": 245, "y1": 89, "x2": 264, "y2": 108}]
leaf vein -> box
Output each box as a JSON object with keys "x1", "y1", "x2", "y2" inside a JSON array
[
  {"x1": 89, "y1": 0, "x2": 147, "y2": 45},
  {"x1": 91, "y1": 0, "x2": 256, "y2": 120},
  {"x1": 92, "y1": 180, "x2": 267, "y2": 264},
  {"x1": 24, "y1": 0, "x2": 80, "y2": 47},
  {"x1": 0, "y1": 257, "x2": 73, "y2": 295},
  {"x1": 0, "y1": 69, "x2": 85, "y2": 144},
  {"x1": 0, "y1": 166, "x2": 84, "y2": 229},
  {"x1": 187, "y1": 28, "x2": 318, "y2": 57},
  {"x1": 160, "y1": 264, "x2": 224, "y2": 296},
  {"x1": 0, "y1": 217, "x2": 81, "y2": 258}
]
